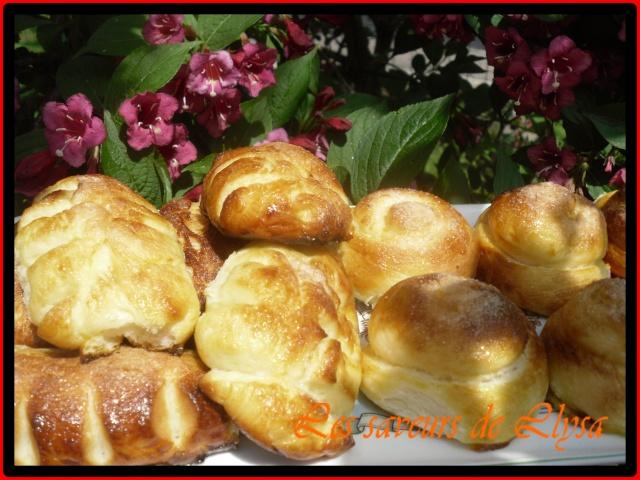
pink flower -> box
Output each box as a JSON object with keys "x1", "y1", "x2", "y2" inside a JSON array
[
  {"x1": 15, "y1": 150, "x2": 71, "y2": 197},
  {"x1": 196, "y1": 88, "x2": 242, "y2": 138},
  {"x1": 231, "y1": 42, "x2": 278, "y2": 97},
  {"x1": 527, "y1": 137, "x2": 577, "y2": 185},
  {"x1": 184, "y1": 184, "x2": 203, "y2": 201},
  {"x1": 263, "y1": 14, "x2": 277, "y2": 25},
  {"x1": 283, "y1": 18, "x2": 314, "y2": 59},
  {"x1": 610, "y1": 167, "x2": 626, "y2": 187},
  {"x1": 43, "y1": 93, "x2": 106, "y2": 167},
  {"x1": 143, "y1": 14, "x2": 185, "y2": 45},
  {"x1": 255, "y1": 128, "x2": 290, "y2": 146},
  {"x1": 14, "y1": 78, "x2": 19, "y2": 113},
  {"x1": 411, "y1": 15, "x2": 473, "y2": 44},
  {"x1": 494, "y1": 61, "x2": 542, "y2": 115},
  {"x1": 290, "y1": 130, "x2": 330, "y2": 160},
  {"x1": 531, "y1": 36, "x2": 592, "y2": 94},
  {"x1": 484, "y1": 27, "x2": 531, "y2": 73},
  {"x1": 537, "y1": 87, "x2": 575, "y2": 120},
  {"x1": 158, "y1": 124, "x2": 197, "y2": 180},
  {"x1": 186, "y1": 51, "x2": 241, "y2": 97},
  {"x1": 118, "y1": 92, "x2": 179, "y2": 150}
]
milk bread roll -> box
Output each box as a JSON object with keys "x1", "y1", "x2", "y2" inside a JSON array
[
  {"x1": 595, "y1": 189, "x2": 626, "y2": 278},
  {"x1": 476, "y1": 182, "x2": 610, "y2": 316},
  {"x1": 201, "y1": 142, "x2": 352, "y2": 244}
]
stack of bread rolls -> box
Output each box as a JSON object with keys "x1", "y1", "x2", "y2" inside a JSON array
[{"x1": 15, "y1": 138, "x2": 626, "y2": 465}]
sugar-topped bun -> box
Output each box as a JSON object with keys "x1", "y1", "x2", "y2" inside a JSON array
[
  {"x1": 201, "y1": 142, "x2": 352, "y2": 244},
  {"x1": 195, "y1": 243, "x2": 361, "y2": 460},
  {"x1": 338, "y1": 188, "x2": 478, "y2": 304},
  {"x1": 361, "y1": 273, "x2": 548, "y2": 448},
  {"x1": 14, "y1": 175, "x2": 200, "y2": 357},
  {"x1": 476, "y1": 182, "x2": 610, "y2": 315},
  {"x1": 542, "y1": 278, "x2": 625, "y2": 434},
  {"x1": 595, "y1": 189, "x2": 626, "y2": 278}
]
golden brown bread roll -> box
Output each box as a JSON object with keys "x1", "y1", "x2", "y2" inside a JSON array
[
  {"x1": 361, "y1": 273, "x2": 548, "y2": 448},
  {"x1": 14, "y1": 271, "x2": 47, "y2": 347},
  {"x1": 195, "y1": 243, "x2": 361, "y2": 460},
  {"x1": 338, "y1": 188, "x2": 478, "y2": 304},
  {"x1": 595, "y1": 189, "x2": 626, "y2": 278},
  {"x1": 14, "y1": 175, "x2": 200, "y2": 357},
  {"x1": 542, "y1": 278, "x2": 625, "y2": 435},
  {"x1": 159, "y1": 197, "x2": 244, "y2": 308},
  {"x1": 14, "y1": 346, "x2": 239, "y2": 465},
  {"x1": 476, "y1": 182, "x2": 610, "y2": 316},
  {"x1": 201, "y1": 142, "x2": 352, "y2": 244}
]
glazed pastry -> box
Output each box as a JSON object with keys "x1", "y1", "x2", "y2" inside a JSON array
[
  {"x1": 14, "y1": 272, "x2": 46, "y2": 348},
  {"x1": 476, "y1": 182, "x2": 610, "y2": 316},
  {"x1": 542, "y1": 278, "x2": 625, "y2": 435},
  {"x1": 14, "y1": 175, "x2": 200, "y2": 357},
  {"x1": 195, "y1": 243, "x2": 361, "y2": 460},
  {"x1": 338, "y1": 188, "x2": 478, "y2": 304},
  {"x1": 595, "y1": 189, "x2": 626, "y2": 278},
  {"x1": 160, "y1": 197, "x2": 244, "y2": 308},
  {"x1": 201, "y1": 142, "x2": 352, "y2": 244},
  {"x1": 361, "y1": 273, "x2": 548, "y2": 448},
  {"x1": 14, "y1": 346, "x2": 239, "y2": 465}
]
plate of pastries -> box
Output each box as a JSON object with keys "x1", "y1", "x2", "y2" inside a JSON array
[{"x1": 13, "y1": 142, "x2": 626, "y2": 466}]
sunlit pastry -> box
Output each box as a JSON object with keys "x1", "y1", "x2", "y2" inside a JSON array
[
  {"x1": 361, "y1": 273, "x2": 548, "y2": 448},
  {"x1": 14, "y1": 345, "x2": 238, "y2": 465},
  {"x1": 542, "y1": 278, "x2": 625, "y2": 435},
  {"x1": 195, "y1": 243, "x2": 361, "y2": 460},
  {"x1": 14, "y1": 175, "x2": 200, "y2": 357},
  {"x1": 338, "y1": 188, "x2": 478, "y2": 304},
  {"x1": 201, "y1": 142, "x2": 352, "y2": 244},
  {"x1": 595, "y1": 189, "x2": 626, "y2": 278},
  {"x1": 476, "y1": 182, "x2": 610, "y2": 316}
]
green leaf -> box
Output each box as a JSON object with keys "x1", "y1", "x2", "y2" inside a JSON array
[
  {"x1": 327, "y1": 103, "x2": 389, "y2": 190},
  {"x1": 15, "y1": 27, "x2": 44, "y2": 53},
  {"x1": 243, "y1": 49, "x2": 319, "y2": 132},
  {"x1": 84, "y1": 15, "x2": 146, "y2": 56},
  {"x1": 15, "y1": 15, "x2": 49, "y2": 33},
  {"x1": 105, "y1": 42, "x2": 198, "y2": 111},
  {"x1": 100, "y1": 110, "x2": 164, "y2": 207},
  {"x1": 434, "y1": 147, "x2": 472, "y2": 203},
  {"x1": 584, "y1": 103, "x2": 626, "y2": 150},
  {"x1": 330, "y1": 93, "x2": 387, "y2": 118},
  {"x1": 15, "y1": 129, "x2": 47, "y2": 163},
  {"x1": 490, "y1": 14, "x2": 503, "y2": 26},
  {"x1": 464, "y1": 15, "x2": 481, "y2": 35},
  {"x1": 197, "y1": 14, "x2": 262, "y2": 50},
  {"x1": 350, "y1": 94, "x2": 454, "y2": 202},
  {"x1": 494, "y1": 143, "x2": 524, "y2": 195},
  {"x1": 534, "y1": 14, "x2": 567, "y2": 23},
  {"x1": 56, "y1": 55, "x2": 114, "y2": 108},
  {"x1": 183, "y1": 153, "x2": 215, "y2": 177},
  {"x1": 586, "y1": 182, "x2": 612, "y2": 201}
]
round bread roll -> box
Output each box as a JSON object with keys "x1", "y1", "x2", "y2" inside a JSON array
[
  {"x1": 338, "y1": 188, "x2": 478, "y2": 304},
  {"x1": 14, "y1": 175, "x2": 200, "y2": 357},
  {"x1": 201, "y1": 142, "x2": 352, "y2": 244},
  {"x1": 476, "y1": 182, "x2": 610, "y2": 316},
  {"x1": 595, "y1": 189, "x2": 626, "y2": 278},
  {"x1": 195, "y1": 243, "x2": 361, "y2": 460},
  {"x1": 542, "y1": 278, "x2": 625, "y2": 435},
  {"x1": 14, "y1": 346, "x2": 238, "y2": 465},
  {"x1": 361, "y1": 273, "x2": 548, "y2": 448}
]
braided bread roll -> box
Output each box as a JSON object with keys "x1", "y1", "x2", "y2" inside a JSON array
[
  {"x1": 195, "y1": 243, "x2": 361, "y2": 460},
  {"x1": 14, "y1": 175, "x2": 200, "y2": 357},
  {"x1": 476, "y1": 182, "x2": 610, "y2": 316},
  {"x1": 361, "y1": 273, "x2": 548, "y2": 448},
  {"x1": 542, "y1": 278, "x2": 625, "y2": 435},
  {"x1": 338, "y1": 188, "x2": 478, "y2": 304},
  {"x1": 14, "y1": 346, "x2": 239, "y2": 465},
  {"x1": 595, "y1": 189, "x2": 626, "y2": 278},
  {"x1": 201, "y1": 142, "x2": 352, "y2": 244}
]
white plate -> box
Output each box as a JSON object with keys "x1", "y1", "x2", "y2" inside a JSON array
[{"x1": 201, "y1": 203, "x2": 626, "y2": 466}]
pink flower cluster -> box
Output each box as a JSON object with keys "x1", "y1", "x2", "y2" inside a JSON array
[
  {"x1": 143, "y1": 14, "x2": 186, "y2": 45},
  {"x1": 411, "y1": 15, "x2": 474, "y2": 44},
  {"x1": 526, "y1": 136, "x2": 577, "y2": 185},
  {"x1": 257, "y1": 86, "x2": 352, "y2": 161},
  {"x1": 486, "y1": 27, "x2": 592, "y2": 120}
]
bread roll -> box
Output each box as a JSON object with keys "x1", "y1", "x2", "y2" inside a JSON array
[
  {"x1": 14, "y1": 346, "x2": 239, "y2": 465},
  {"x1": 14, "y1": 175, "x2": 200, "y2": 357},
  {"x1": 159, "y1": 197, "x2": 244, "y2": 308},
  {"x1": 361, "y1": 273, "x2": 548, "y2": 448},
  {"x1": 338, "y1": 188, "x2": 478, "y2": 304},
  {"x1": 195, "y1": 243, "x2": 361, "y2": 460},
  {"x1": 476, "y1": 182, "x2": 610, "y2": 316},
  {"x1": 201, "y1": 142, "x2": 352, "y2": 244},
  {"x1": 14, "y1": 271, "x2": 47, "y2": 348},
  {"x1": 542, "y1": 278, "x2": 625, "y2": 435},
  {"x1": 595, "y1": 189, "x2": 626, "y2": 278}
]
